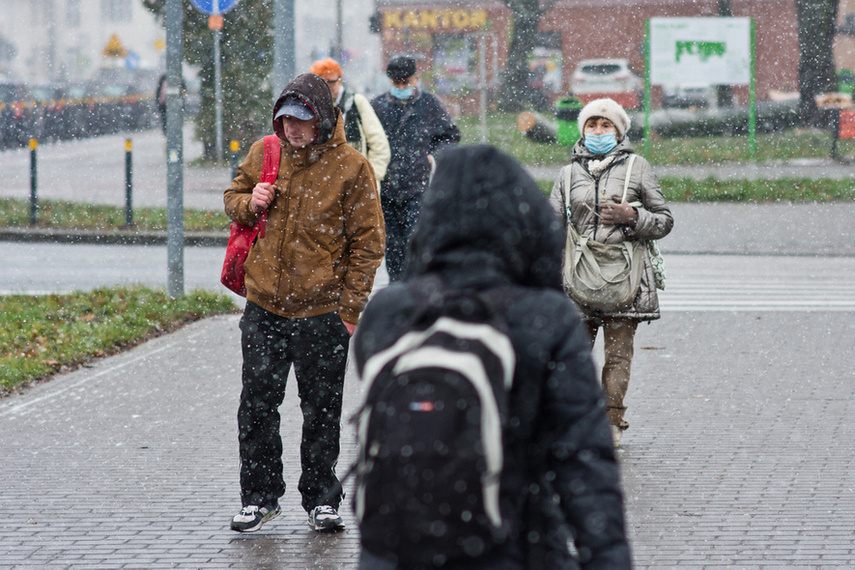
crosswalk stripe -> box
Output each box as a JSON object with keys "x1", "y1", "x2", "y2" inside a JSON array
[{"x1": 656, "y1": 254, "x2": 855, "y2": 312}]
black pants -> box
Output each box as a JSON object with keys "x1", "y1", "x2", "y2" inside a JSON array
[
  {"x1": 237, "y1": 302, "x2": 349, "y2": 512},
  {"x1": 381, "y1": 196, "x2": 421, "y2": 282}
]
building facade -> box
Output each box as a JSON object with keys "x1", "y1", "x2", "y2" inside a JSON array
[
  {"x1": 376, "y1": 0, "x2": 855, "y2": 113},
  {"x1": 0, "y1": 0, "x2": 164, "y2": 84},
  {"x1": 0, "y1": 0, "x2": 383, "y2": 95}
]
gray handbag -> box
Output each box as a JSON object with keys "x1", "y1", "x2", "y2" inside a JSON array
[{"x1": 563, "y1": 155, "x2": 646, "y2": 311}]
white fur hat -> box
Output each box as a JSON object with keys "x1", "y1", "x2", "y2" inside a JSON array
[{"x1": 577, "y1": 98, "x2": 631, "y2": 138}]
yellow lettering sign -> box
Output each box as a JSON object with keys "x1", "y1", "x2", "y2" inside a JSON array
[
  {"x1": 452, "y1": 11, "x2": 469, "y2": 28},
  {"x1": 403, "y1": 10, "x2": 420, "y2": 28},
  {"x1": 420, "y1": 10, "x2": 438, "y2": 29},
  {"x1": 382, "y1": 9, "x2": 488, "y2": 30},
  {"x1": 383, "y1": 11, "x2": 402, "y2": 29}
]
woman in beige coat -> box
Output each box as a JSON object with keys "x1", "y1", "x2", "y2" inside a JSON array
[{"x1": 549, "y1": 98, "x2": 673, "y2": 447}]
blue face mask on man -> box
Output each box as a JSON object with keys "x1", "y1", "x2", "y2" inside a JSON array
[
  {"x1": 390, "y1": 85, "x2": 414, "y2": 100},
  {"x1": 584, "y1": 132, "x2": 618, "y2": 155}
]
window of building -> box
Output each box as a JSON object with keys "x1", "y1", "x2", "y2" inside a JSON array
[
  {"x1": 432, "y1": 34, "x2": 477, "y2": 94},
  {"x1": 102, "y1": 0, "x2": 132, "y2": 22}
]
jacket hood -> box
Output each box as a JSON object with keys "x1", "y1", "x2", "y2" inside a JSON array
[
  {"x1": 404, "y1": 145, "x2": 564, "y2": 291},
  {"x1": 272, "y1": 73, "x2": 337, "y2": 144}
]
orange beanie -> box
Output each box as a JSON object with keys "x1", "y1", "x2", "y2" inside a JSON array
[{"x1": 309, "y1": 58, "x2": 343, "y2": 77}]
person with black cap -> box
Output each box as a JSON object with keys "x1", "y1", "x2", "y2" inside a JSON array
[
  {"x1": 371, "y1": 55, "x2": 460, "y2": 282},
  {"x1": 224, "y1": 72, "x2": 385, "y2": 534}
]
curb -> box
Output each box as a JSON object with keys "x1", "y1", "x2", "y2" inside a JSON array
[{"x1": 0, "y1": 227, "x2": 228, "y2": 247}]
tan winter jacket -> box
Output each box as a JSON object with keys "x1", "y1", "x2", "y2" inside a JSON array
[
  {"x1": 224, "y1": 106, "x2": 385, "y2": 324},
  {"x1": 339, "y1": 89, "x2": 390, "y2": 186},
  {"x1": 550, "y1": 138, "x2": 673, "y2": 321}
]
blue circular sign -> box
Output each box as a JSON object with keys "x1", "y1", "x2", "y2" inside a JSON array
[{"x1": 188, "y1": 0, "x2": 242, "y2": 15}]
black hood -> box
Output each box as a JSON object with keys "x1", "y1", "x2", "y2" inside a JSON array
[
  {"x1": 404, "y1": 145, "x2": 564, "y2": 291},
  {"x1": 272, "y1": 73, "x2": 337, "y2": 144}
]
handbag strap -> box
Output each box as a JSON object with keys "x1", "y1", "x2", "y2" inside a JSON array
[
  {"x1": 565, "y1": 153, "x2": 637, "y2": 214},
  {"x1": 254, "y1": 134, "x2": 281, "y2": 239},
  {"x1": 261, "y1": 134, "x2": 281, "y2": 184},
  {"x1": 621, "y1": 154, "x2": 636, "y2": 202}
]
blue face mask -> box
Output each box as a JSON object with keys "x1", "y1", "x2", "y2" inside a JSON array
[
  {"x1": 584, "y1": 132, "x2": 618, "y2": 155},
  {"x1": 390, "y1": 85, "x2": 414, "y2": 100}
]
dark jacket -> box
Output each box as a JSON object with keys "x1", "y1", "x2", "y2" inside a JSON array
[
  {"x1": 370, "y1": 89, "x2": 460, "y2": 203},
  {"x1": 549, "y1": 137, "x2": 673, "y2": 321},
  {"x1": 224, "y1": 73, "x2": 385, "y2": 323},
  {"x1": 353, "y1": 145, "x2": 631, "y2": 569}
]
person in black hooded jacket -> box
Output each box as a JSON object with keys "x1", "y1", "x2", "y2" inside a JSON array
[{"x1": 352, "y1": 145, "x2": 631, "y2": 569}]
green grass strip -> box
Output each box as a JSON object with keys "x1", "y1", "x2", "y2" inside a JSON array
[
  {"x1": 0, "y1": 198, "x2": 231, "y2": 232},
  {"x1": 0, "y1": 286, "x2": 238, "y2": 395},
  {"x1": 536, "y1": 177, "x2": 855, "y2": 202}
]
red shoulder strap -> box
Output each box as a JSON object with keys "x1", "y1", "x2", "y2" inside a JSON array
[
  {"x1": 254, "y1": 134, "x2": 280, "y2": 238},
  {"x1": 260, "y1": 134, "x2": 281, "y2": 184}
]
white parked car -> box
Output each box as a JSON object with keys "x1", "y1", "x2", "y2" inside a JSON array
[{"x1": 570, "y1": 58, "x2": 642, "y2": 108}]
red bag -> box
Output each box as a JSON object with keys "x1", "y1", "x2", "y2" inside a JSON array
[{"x1": 221, "y1": 134, "x2": 281, "y2": 296}]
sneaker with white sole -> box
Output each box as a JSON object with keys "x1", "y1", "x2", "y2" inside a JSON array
[
  {"x1": 230, "y1": 503, "x2": 281, "y2": 532},
  {"x1": 308, "y1": 505, "x2": 345, "y2": 532}
]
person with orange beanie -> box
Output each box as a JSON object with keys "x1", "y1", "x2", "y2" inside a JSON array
[{"x1": 309, "y1": 58, "x2": 390, "y2": 188}]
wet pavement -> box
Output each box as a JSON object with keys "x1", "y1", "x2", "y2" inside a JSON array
[
  {"x1": 2, "y1": 128, "x2": 855, "y2": 568},
  {"x1": 2, "y1": 244, "x2": 855, "y2": 568},
  {"x1": 2, "y1": 286, "x2": 854, "y2": 568}
]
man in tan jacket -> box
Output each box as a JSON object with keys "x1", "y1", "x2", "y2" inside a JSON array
[{"x1": 224, "y1": 73, "x2": 385, "y2": 534}]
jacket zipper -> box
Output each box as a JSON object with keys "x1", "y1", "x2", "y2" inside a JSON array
[{"x1": 593, "y1": 176, "x2": 600, "y2": 240}]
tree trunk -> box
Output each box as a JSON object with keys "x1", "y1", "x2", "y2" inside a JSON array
[
  {"x1": 498, "y1": 0, "x2": 557, "y2": 112},
  {"x1": 796, "y1": 0, "x2": 840, "y2": 126},
  {"x1": 498, "y1": 9, "x2": 540, "y2": 112},
  {"x1": 716, "y1": 0, "x2": 734, "y2": 107}
]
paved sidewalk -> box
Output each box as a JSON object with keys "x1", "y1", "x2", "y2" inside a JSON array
[
  {"x1": 2, "y1": 309, "x2": 855, "y2": 568},
  {"x1": 0, "y1": 315, "x2": 363, "y2": 569}
]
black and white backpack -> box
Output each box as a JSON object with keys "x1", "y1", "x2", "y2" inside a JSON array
[{"x1": 354, "y1": 292, "x2": 516, "y2": 567}]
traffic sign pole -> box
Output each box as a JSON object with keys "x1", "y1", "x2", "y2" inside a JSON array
[
  {"x1": 213, "y1": 0, "x2": 224, "y2": 162},
  {"x1": 166, "y1": 0, "x2": 185, "y2": 298},
  {"x1": 273, "y1": 0, "x2": 295, "y2": 96}
]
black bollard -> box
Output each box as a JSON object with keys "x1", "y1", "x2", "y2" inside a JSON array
[
  {"x1": 29, "y1": 138, "x2": 37, "y2": 225},
  {"x1": 125, "y1": 138, "x2": 133, "y2": 226},
  {"x1": 230, "y1": 140, "x2": 240, "y2": 180}
]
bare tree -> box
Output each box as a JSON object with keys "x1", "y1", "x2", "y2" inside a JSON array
[
  {"x1": 796, "y1": 0, "x2": 840, "y2": 124},
  {"x1": 498, "y1": 0, "x2": 559, "y2": 111}
]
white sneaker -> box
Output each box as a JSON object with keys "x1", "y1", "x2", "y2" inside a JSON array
[
  {"x1": 611, "y1": 425, "x2": 623, "y2": 448},
  {"x1": 230, "y1": 503, "x2": 280, "y2": 532},
  {"x1": 308, "y1": 505, "x2": 345, "y2": 532}
]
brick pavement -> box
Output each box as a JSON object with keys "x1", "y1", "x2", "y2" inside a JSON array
[
  {"x1": 2, "y1": 310, "x2": 854, "y2": 568},
  {"x1": 0, "y1": 315, "x2": 363, "y2": 569},
  {"x1": 623, "y1": 311, "x2": 855, "y2": 568}
]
